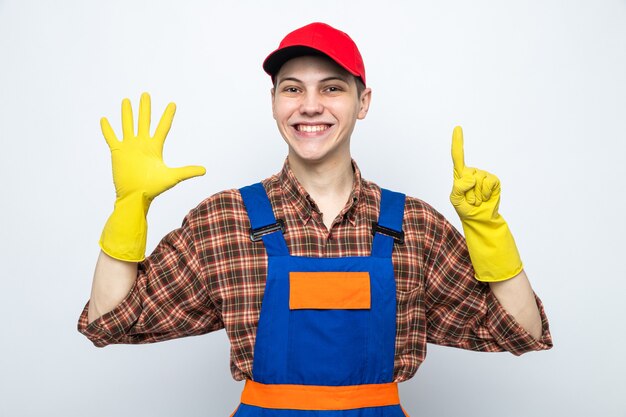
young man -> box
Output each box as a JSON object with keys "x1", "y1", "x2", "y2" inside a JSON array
[{"x1": 79, "y1": 22, "x2": 552, "y2": 416}]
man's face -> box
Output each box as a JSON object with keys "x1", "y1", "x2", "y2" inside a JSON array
[{"x1": 271, "y1": 55, "x2": 371, "y2": 167}]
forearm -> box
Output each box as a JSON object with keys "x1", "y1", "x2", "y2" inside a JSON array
[
  {"x1": 87, "y1": 250, "x2": 138, "y2": 324},
  {"x1": 488, "y1": 270, "x2": 542, "y2": 340}
]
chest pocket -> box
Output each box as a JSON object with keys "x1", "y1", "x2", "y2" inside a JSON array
[
  {"x1": 289, "y1": 272, "x2": 371, "y2": 310},
  {"x1": 287, "y1": 271, "x2": 372, "y2": 385}
]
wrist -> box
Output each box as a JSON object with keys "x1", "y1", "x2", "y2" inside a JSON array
[
  {"x1": 99, "y1": 192, "x2": 150, "y2": 262},
  {"x1": 461, "y1": 216, "x2": 523, "y2": 282}
]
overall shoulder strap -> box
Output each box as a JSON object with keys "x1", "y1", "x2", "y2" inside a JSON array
[
  {"x1": 239, "y1": 183, "x2": 289, "y2": 256},
  {"x1": 371, "y1": 188, "x2": 406, "y2": 258}
]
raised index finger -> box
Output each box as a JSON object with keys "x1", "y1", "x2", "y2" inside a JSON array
[{"x1": 451, "y1": 125, "x2": 466, "y2": 179}]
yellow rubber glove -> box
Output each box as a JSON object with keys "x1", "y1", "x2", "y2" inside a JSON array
[
  {"x1": 450, "y1": 126, "x2": 522, "y2": 282},
  {"x1": 99, "y1": 92, "x2": 206, "y2": 262}
]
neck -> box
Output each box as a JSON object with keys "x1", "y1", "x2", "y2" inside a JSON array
[
  {"x1": 288, "y1": 155, "x2": 354, "y2": 199},
  {"x1": 288, "y1": 155, "x2": 355, "y2": 230}
]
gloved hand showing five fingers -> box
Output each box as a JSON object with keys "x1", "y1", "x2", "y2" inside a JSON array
[
  {"x1": 450, "y1": 126, "x2": 522, "y2": 282},
  {"x1": 99, "y1": 92, "x2": 206, "y2": 262}
]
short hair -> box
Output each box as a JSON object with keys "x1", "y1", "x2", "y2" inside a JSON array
[{"x1": 354, "y1": 77, "x2": 366, "y2": 99}]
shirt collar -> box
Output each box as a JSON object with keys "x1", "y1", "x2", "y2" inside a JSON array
[{"x1": 279, "y1": 158, "x2": 363, "y2": 227}]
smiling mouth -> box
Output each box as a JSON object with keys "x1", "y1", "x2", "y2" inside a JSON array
[{"x1": 295, "y1": 124, "x2": 331, "y2": 133}]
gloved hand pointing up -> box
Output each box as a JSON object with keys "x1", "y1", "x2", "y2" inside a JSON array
[{"x1": 449, "y1": 126, "x2": 523, "y2": 282}]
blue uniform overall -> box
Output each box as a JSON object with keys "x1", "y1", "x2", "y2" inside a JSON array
[{"x1": 232, "y1": 183, "x2": 408, "y2": 417}]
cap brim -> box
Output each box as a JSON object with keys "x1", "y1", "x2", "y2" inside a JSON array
[{"x1": 263, "y1": 46, "x2": 328, "y2": 78}]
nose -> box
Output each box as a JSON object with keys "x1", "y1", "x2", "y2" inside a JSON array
[{"x1": 299, "y1": 91, "x2": 323, "y2": 116}]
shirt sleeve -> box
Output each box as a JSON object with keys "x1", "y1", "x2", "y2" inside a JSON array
[
  {"x1": 77, "y1": 205, "x2": 224, "y2": 347},
  {"x1": 422, "y1": 210, "x2": 553, "y2": 356}
]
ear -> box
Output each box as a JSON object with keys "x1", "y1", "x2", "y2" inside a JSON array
[
  {"x1": 357, "y1": 88, "x2": 372, "y2": 120},
  {"x1": 271, "y1": 87, "x2": 276, "y2": 120}
]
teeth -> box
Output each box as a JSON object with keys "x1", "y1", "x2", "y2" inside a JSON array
[{"x1": 297, "y1": 124, "x2": 329, "y2": 133}]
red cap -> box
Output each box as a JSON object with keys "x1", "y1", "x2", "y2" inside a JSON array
[{"x1": 263, "y1": 22, "x2": 366, "y2": 86}]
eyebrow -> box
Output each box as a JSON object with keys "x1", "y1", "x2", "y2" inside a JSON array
[{"x1": 277, "y1": 75, "x2": 350, "y2": 85}]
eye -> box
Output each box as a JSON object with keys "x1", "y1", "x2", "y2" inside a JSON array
[
  {"x1": 324, "y1": 86, "x2": 342, "y2": 93},
  {"x1": 282, "y1": 86, "x2": 301, "y2": 93}
]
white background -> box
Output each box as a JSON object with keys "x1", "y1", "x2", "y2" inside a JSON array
[{"x1": 1, "y1": 1, "x2": 625, "y2": 416}]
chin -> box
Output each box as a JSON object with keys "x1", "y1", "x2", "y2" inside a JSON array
[{"x1": 292, "y1": 152, "x2": 327, "y2": 164}]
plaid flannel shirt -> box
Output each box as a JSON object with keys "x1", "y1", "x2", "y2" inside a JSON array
[{"x1": 78, "y1": 159, "x2": 552, "y2": 382}]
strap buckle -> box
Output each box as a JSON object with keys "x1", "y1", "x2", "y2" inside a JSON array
[
  {"x1": 371, "y1": 222, "x2": 404, "y2": 244},
  {"x1": 250, "y1": 219, "x2": 286, "y2": 242}
]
